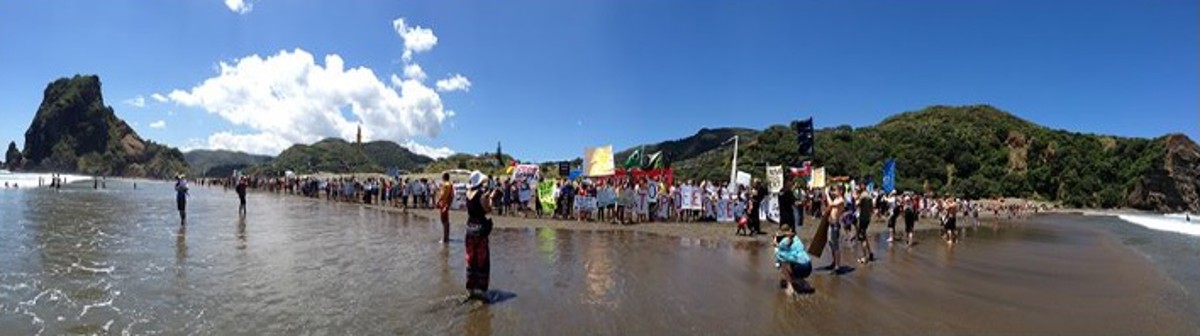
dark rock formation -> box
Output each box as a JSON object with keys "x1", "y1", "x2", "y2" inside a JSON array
[
  {"x1": 1127, "y1": 134, "x2": 1200, "y2": 213},
  {"x1": 19, "y1": 75, "x2": 188, "y2": 178}
]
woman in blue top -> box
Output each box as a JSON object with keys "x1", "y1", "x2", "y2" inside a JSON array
[{"x1": 775, "y1": 227, "x2": 813, "y2": 295}]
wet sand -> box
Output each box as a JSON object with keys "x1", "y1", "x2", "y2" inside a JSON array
[
  {"x1": 2, "y1": 183, "x2": 1195, "y2": 335},
  {"x1": 357, "y1": 203, "x2": 980, "y2": 243}
]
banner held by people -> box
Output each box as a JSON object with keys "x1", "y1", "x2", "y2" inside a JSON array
[
  {"x1": 537, "y1": 180, "x2": 557, "y2": 214},
  {"x1": 767, "y1": 165, "x2": 784, "y2": 193},
  {"x1": 584, "y1": 145, "x2": 615, "y2": 177},
  {"x1": 809, "y1": 167, "x2": 827, "y2": 188}
]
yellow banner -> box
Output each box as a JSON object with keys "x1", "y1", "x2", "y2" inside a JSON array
[
  {"x1": 584, "y1": 145, "x2": 615, "y2": 177},
  {"x1": 808, "y1": 167, "x2": 826, "y2": 189}
]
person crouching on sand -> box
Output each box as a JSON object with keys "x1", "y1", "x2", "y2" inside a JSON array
[
  {"x1": 464, "y1": 171, "x2": 495, "y2": 301},
  {"x1": 775, "y1": 228, "x2": 813, "y2": 295}
]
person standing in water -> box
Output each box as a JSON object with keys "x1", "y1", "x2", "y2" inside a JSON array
[
  {"x1": 464, "y1": 171, "x2": 494, "y2": 301},
  {"x1": 437, "y1": 172, "x2": 454, "y2": 244},
  {"x1": 236, "y1": 177, "x2": 248, "y2": 215},
  {"x1": 175, "y1": 174, "x2": 190, "y2": 225}
]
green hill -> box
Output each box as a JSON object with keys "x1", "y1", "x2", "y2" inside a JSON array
[
  {"x1": 183, "y1": 149, "x2": 273, "y2": 177},
  {"x1": 250, "y1": 138, "x2": 433, "y2": 175},
  {"x1": 13, "y1": 75, "x2": 188, "y2": 178},
  {"x1": 623, "y1": 105, "x2": 1196, "y2": 211}
]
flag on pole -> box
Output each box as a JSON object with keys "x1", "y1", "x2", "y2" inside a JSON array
[
  {"x1": 623, "y1": 149, "x2": 642, "y2": 170},
  {"x1": 882, "y1": 159, "x2": 896, "y2": 193},
  {"x1": 645, "y1": 151, "x2": 663, "y2": 169}
]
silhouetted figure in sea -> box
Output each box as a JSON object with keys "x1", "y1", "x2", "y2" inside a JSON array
[
  {"x1": 175, "y1": 174, "x2": 189, "y2": 225},
  {"x1": 236, "y1": 177, "x2": 248, "y2": 215}
]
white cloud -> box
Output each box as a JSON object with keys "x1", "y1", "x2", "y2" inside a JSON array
[
  {"x1": 446, "y1": 110, "x2": 456, "y2": 118},
  {"x1": 225, "y1": 0, "x2": 252, "y2": 14},
  {"x1": 167, "y1": 110, "x2": 176, "y2": 116},
  {"x1": 401, "y1": 139, "x2": 455, "y2": 159},
  {"x1": 150, "y1": 93, "x2": 168, "y2": 103},
  {"x1": 149, "y1": 120, "x2": 166, "y2": 129},
  {"x1": 435, "y1": 74, "x2": 471, "y2": 92},
  {"x1": 124, "y1": 95, "x2": 146, "y2": 108},
  {"x1": 403, "y1": 63, "x2": 427, "y2": 82},
  {"x1": 392, "y1": 17, "x2": 438, "y2": 61},
  {"x1": 167, "y1": 48, "x2": 450, "y2": 155},
  {"x1": 202, "y1": 131, "x2": 294, "y2": 155}
]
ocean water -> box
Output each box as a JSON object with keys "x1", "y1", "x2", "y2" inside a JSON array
[
  {"x1": 1117, "y1": 213, "x2": 1200, "y2": 237},
  {"x1": 0, "y1": 171, "x2": 92, "y2": 188},
  {"x1": 0, "y1": 183, "x2": 1194, "y2": 335}
]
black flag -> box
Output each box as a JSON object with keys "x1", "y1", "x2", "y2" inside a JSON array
[{"x1": 792, "y1": 117, "x2": 814, "y2": 160}]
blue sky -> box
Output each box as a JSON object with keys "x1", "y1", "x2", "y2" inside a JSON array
[{"x1": 1, "y1": 0, "x2": 1196, "y2": 162}]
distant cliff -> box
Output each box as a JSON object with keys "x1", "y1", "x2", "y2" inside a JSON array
[
  {"x1": 1126, "y1": 134, "x2": 1200, "y2": 213},
  {"x1": 19, "y1": 75, "x2": 188, "y2": 178}
]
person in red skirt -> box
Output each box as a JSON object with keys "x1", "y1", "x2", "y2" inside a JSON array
[{"x1": 464, "y1": 171, "x2": 494, "y2": 301}]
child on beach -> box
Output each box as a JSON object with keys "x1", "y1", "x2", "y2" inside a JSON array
[{"x1": 775, "y1": 228, "x2": 813, "y2": 295}]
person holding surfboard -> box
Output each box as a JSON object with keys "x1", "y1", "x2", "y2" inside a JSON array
[
  {"x1": 808, "y1": 184, "x2": 846, "y2": 273},
  {"x1": 464, "y1": 171, "x2": 495, "y2": 302}
]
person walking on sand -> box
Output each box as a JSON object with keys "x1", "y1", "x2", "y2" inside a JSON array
[
  {"x1": 438, "y1": 172, "x2": 454, "y2": 244},
  {"x1": 856, "y1": 186, "x2": 875, "y2": 264},
  {"x1": 902, "y1": 192, "x2": 918, "y2": 245},
  {"x1": 885, "y1": 191, "x2": 899, "y2": 242},
  {"x1": 464, "y1": 171, "x2": 495, "y2": 302},
  {"x1": 943, "y1": 197, "x2": 959, "y2": 245},
  {"x1": 175, "y1": 174, "x2": 190, "y2": 225}
]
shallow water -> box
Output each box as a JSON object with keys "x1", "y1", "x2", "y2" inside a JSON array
[{"x1": 0, "y1": 182, "x2": 1195, "y2": 335}]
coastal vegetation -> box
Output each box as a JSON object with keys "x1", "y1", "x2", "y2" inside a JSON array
[
  {"x1": 11, "y1": 75, "x2": 188, "y2": 178},
  {"x1": 626, "y1": 105, "x2": 1196, "y2": 211}
]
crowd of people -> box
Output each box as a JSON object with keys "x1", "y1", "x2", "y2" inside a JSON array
[{"x1": 191, "y1": 170, "x2": 1044, "y2": 298}]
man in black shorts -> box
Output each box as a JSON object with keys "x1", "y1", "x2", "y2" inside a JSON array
[
  {"x1": 236, "y1": 177, "x2": 248, "y2": 215},
  {"x1": 903, "y1": 193, "x2": 918, "y2": 246},
  {"x1": 856, "y1": 186, "x2": 874, "y2": 263}
]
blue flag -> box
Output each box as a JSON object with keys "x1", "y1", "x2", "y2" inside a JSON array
[{"x1": 882, "y1": 159, "x2": 896, "y2": 193}]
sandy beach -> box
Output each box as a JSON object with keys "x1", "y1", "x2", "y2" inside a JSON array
[{"x1": 2, "y1": 181, "x2": 1197, "y2": 335}]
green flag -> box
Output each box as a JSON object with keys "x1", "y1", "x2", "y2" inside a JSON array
[
  {"x1": 537, "y1": 181, "x2": 557, "y2": 214},
  {"x1": 645, "y1": 151, "x2": 663, "y2": 169},
  {"x1": 623, "y1": 149, "x2": 642, "y2": 169}
]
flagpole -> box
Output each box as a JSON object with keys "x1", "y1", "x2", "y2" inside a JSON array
[{"x1": 730, "y1": 135, "x2": 739, "y2": 188}]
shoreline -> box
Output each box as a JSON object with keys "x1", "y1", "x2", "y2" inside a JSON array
[{"x1": 273, "y1": 190, "x2": 1037, "y2": 243}]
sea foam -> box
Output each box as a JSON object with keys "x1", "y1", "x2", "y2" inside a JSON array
[{"x1": 1117, "y1": 213, "x2": 1200, "y2": 237}]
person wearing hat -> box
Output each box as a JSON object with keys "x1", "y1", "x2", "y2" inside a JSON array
[
  {"x1": 464, "y1": 171, "x2": 495, "y2": 301},
  {"x1": 175, "y1": 174, "x2": 190, "y2": 225}
]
